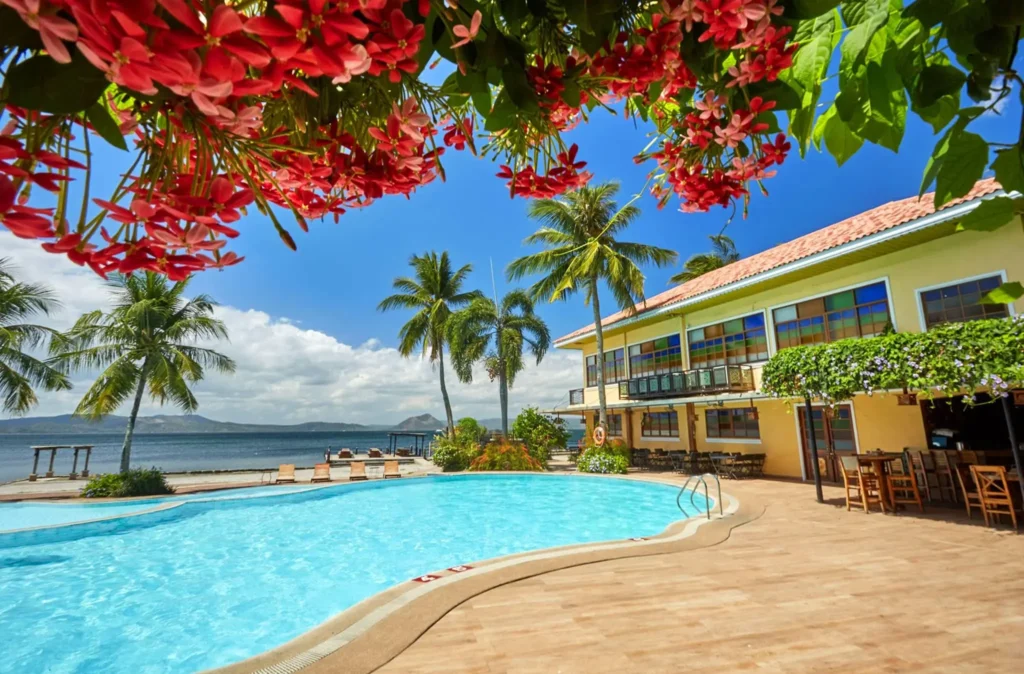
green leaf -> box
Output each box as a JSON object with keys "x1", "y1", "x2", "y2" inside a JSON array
[
  {"x1": 920, "y1": 132, "x2": 951, "y2": 197},
  {"x1": 840, "y1": 0, "x2": 890, "y2": 66},
  {"x1": 954, "y1": 197, "x2": 1019, "y2": 232},
  {"x1": 934, "y1": 130, "x2": 988, "y2": 206},
  {"x1": 484, "y1": 92, "x2": 517, "y2": 132},
  {"x1": 991, "y1": 148, "x2": 1024, "y2": 195},
  {"x1": 780, "y1": 0, "x2": 842, "y2": 19},
  {"x1": 85, "y1": 101, "x2": 128, "y2": 151},
  {"x1": 914, "y1": 94, "x2": 959, "y2": 133},
  {"x1": 981, "y1": 282, "x2": 1024, "y2": 304},
  {"x1": 905, "y1": 0, "x2": 962, "y2": 28},
  {"x1": 913, "y1": 64, "x2": 967, "y2": 108},
  {"x1": 811, "y1": 103, "x2": 836, "y2": 150},
  {"x1": 0, "y1": 6, "x2": 43, "y2": 49},
  {"x1": 5, "y1": 52, "x2": 109, "y2": 114},
  {"x1": 748, "y1": 80, "x2": 802, "y2": 110},
  {"x1": 559, "y1": 80, "x2": 582, "y2": 109},
  {"x1": 500, "y1": 63, "x2": 539, "y2": 113},
  {"x1": 821, "y1": 110, "x2": 864, "y2": 166}
]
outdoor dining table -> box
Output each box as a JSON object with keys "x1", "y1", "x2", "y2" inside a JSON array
[{"x1": 855, "y1": 452, "x2": 904, "y2": 511}]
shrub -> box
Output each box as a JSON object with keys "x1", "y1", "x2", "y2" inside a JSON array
[
  {"x1": 576, "y1": 447, "x2": 629, "y2": 475},
  {"x1": 511, "y1": 407, "x2": 570, "y2": 465},
  {"x1": 468, "y1": 440, "x2": 544, "y2": 472},
  {"x1": 431, "y1": 434, "x2": 480, "y2": 472},
  {"x1": 81, "y1": 468, "x2": 175, "y2": 498},
  {"x1": 455, "y1": 417, "x2": 489, "y2": 443}
]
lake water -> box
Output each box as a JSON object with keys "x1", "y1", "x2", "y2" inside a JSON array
[{"x1": 0, "y1": 429, "x2": 587, "y2": 484}]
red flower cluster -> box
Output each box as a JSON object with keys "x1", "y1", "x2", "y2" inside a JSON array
[
  {"x1": 527, "y1": 57, "x2": 586, "y2": 132},
  {"x1": 496, "y1": 144, "x2": 592, "y2": 199}
]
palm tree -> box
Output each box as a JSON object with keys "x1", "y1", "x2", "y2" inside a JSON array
[
  {"x1": 0, "y1": 259, "x2": 71, "y2": 414},
  {"x1": 55, "y1": 273, "x2": 235, "y2": 473},
  {"x1": 670, "y1": 234, "x2": 740, "y2": 284},
  {"x1": 448, "y1": 290, "x2": 551, "y2": 435},
  {"x1": 378, "y1": 251, "x2": 480, "y2": 437},
  {"x1": 507, "y1": 182, "x2": 677, "y2": 429}
]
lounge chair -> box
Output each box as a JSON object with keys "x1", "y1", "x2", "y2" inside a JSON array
[
  {"x1": 384, "y1": 460, "x2": 401, "y2": 479},
  {"x1": 275, "y1": 464, "x2": 296, "y2": 484},
  {"x1": 311, "y1": 463, "x2": 332, "y2": 483},
  {"x1": 349, "y1": 461, "x2": 368, "y2": 481},
  {"x1": 368, "y1": 448, "x2": 382, "y2": 458},
  {"x1": 338, "y1": 448, "x2": 353, "y2": 459}
]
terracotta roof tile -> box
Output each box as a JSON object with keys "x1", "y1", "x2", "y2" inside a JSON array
[{"x1": 555, "y1": 178, "x2": 1003, "y2": 344}]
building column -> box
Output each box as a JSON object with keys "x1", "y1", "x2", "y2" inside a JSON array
[
  {"x1": 46, "y1": 448, "x2": 57, "y2": 478},
  {"x1": 686, "y1": 403, "x2": 697, "y2": 452}
]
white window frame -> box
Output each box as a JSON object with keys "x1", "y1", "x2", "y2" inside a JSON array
[
  {"x1": 766, "y1": 276, "x2": 896, "y2": 353},
  {"x1": 914, "y1": 269, "x2": 1014, "y2": 332},
  {"x1": 685, "y1": 309, "x2": 772, "y2": 368}
]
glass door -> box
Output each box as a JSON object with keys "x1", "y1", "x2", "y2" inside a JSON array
[{"x1": 798, "y1": 404, "x2": 857, "y2": 483}]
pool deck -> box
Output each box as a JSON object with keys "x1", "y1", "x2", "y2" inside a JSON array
[
  {"x1": 326, "y1": 477, "x2": 1023, "y2": 674},
  {"x1": 0, "y1": 459, "x2": 439, "y2": 501}
]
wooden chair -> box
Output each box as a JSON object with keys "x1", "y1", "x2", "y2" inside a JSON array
[
  {"x1": 310, "y1": 463, "x2": 332, "y2": 483},
  {"x1": 970, "y1": 465, "x2": 1018, "y2": 531},
  {"x1": 275, "y1": 464, "x2": 296, "y2": 484},
  {"x1": 383, "y1": 460, "x2": 401, "y2": 479},
  {"x1": 368, "y1": 448, "x2": 383, "y2": 458},
  {"x1": 886, "y1": 458, "x2": 924, "y2": 513},
  {"x1": 954, "y1": 463, "x2": 983, "y2": 520},
  {"x1": 349, "y1": 461, "x2": 368, "y2": 481},
  {"x1": 906, "y1": 450, "x2": 934, "y2": 502},
  {"x1": 838, "y1": 456, "x2": 886, "y2": 513},
  {"x1": 931, "y1": 450, "x2": 959, "y2": 503}
]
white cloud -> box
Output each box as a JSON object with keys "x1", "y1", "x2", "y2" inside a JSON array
[{"x1": 1, "y1": 233, "x2": 580, "y2": 425}]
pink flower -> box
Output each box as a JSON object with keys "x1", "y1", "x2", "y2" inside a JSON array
[
  {"x1": 451, "y1": 10, "x2": 481, "y2": 49},
  {"x1": 2, "y1": 0, "x2": 78, "y2": 63}
]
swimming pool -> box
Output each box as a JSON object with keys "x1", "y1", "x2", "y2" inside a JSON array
[{"x1": 0, "y1": 474, "x2": 704, "y2": 674}]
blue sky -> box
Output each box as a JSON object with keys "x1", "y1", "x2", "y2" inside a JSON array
[{"x1": 5, "y1": 79, "x2": 1021, "y2": 424}]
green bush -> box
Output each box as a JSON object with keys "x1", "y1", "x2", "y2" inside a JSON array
[
  {"x1": 81, "y1": 468, "x2": 175, "y2": 498},
  {"x1": 576, "y1": 447, "x2": 629, "y2": 475},
  {"x1": 468, "y1": 440, "x2": 544, "y2": 472},
  {"x1": 431, "y1": 420, "x2": 486, "y2": 472},
  {"x1": 455, "y1": 417, "x2": 488, "y2": 443},
  {"x1": 511, "y1": 407, "x2": 570, "y2": 465}
]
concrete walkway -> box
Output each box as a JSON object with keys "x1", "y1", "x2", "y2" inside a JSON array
[{"x1": 377, "y1": 479, "x2": 1024, "y2": 673}]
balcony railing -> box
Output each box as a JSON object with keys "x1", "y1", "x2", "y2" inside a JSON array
[
  {"x1": 617, "y1": 366, "x2": 755, "y2": 400},
  {"x1": 569, "y1": 388, "x2": 585, "y2": 406}
]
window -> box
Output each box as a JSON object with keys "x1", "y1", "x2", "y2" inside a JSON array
[
  {"x1": 921, "y1": 275, "x2": 1008, "y2": 328},
  {"x1": 642, "y1": 411, "x2": 678, "y2": 437},
  {"x1": 688, "y1": 314, "x2": 768, "y2": 368},
  {"x1": 706, "y1": 408, "x2": 760, "y2": 439},
  {"x1": 585, "y1": 348, "x2": 625, "y2": 386},
  {"x1": 773, "y1": 281, "x2": 891, "y2": 350},
  {"x1": 595, "y1": 413, "x2": 623, "y2": 436},
  {"x1": 628, "y1": 335, "x2": 683, "y2": 378}
]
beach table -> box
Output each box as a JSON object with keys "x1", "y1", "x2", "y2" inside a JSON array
[{"x1": 29, "y1": 445, "x2": 94, "y2": 481}]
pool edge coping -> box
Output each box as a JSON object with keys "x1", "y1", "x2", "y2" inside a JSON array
[{"x1": 206, "y1": 472, "x2": 757, "y2": 674}]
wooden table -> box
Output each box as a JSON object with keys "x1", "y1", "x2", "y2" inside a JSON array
[{"x1": 856, "y1": 453, "x2": 904, "y2": 511}]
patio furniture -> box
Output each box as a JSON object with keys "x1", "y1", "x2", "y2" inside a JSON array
[
  {"x1": 886, "y1": 458, "x2": 924, "y2": 513},
  {"x1": 349, "y1": 461, "x2": 368, "y2": 481},
  {"x1": 906, "y1": 450, "x2": 934, "y2": 502},
  {"x1": 839, "y1": 456, "x2": 887, "y2": 513},
  {"x1": 632, "y1": 449, "x2": 650, "y2": 470},
  {"x1": 959, "y1": 450, "x2": 979, "y2": 465},
  {"x1": 310, "y1": 463, "x2": 332, "y2": 483},
  {"x1": 275, "y1": 464, "x2": 296, "y2": 484},
  {"x1": 970, "y1": 465, "x2": 1018, "y2": 531},
  {"x1": 954, "y1": 463, "x2": 983, "y2": 520},
  {"x1": 368, "y1": 448, "x2": 383, "y2": 458},
  {"x1": 384, "y1": 460, "x2": 401, "y2": 479},
  {"x1": 396, "y1": 448, "x2": 411, "y2": 457},
  {"x1": 338, "y1": 448, "x2": 353, "y2": 459},
  {"x1": 931, "y1": 450, "x2": 959, "y2": 503}
]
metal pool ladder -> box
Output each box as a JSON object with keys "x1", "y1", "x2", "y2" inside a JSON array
[{"x1": 676, "y1": 473, "x2": 723, "y2": 520}]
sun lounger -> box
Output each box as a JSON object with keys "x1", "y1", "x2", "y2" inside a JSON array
[
  {"x1": 349, "y1": 461, "x2": 368, "y2": 481},
  {"x1": 384, "y1": 460, "x2": 401, "y2": 479},
  {"x1": 368, "y1": 448, "x2": 382, "y2": 458},
  {"x1": 338, "y1": 448, "x2": 353, "y2": 459},
  {"x1": 275, "y1": 464, "x2": 296, "y2": 483},
  {"x1": 311, "y1": 463, "x2": 332, "y2": 483}
]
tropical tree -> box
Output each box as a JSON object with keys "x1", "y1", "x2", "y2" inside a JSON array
[
  {"x1": 448, "y1": 289, "x2": 551, "y2": 435},
  {"x1": 670, "y1": 234, "x2": 741, "y2": 284},
  {"x1": 0, "y1": 259, "x2": 70, "y2": 414},
  {"x1": 378, "y1": 251, "x2": 480, "y2": 437},
  {"x1": 507, "y1": 182, "x2": 677, "y2": 430},
  {"x1": 55, "y1": 273, "x2": 235, "y2": 473}
]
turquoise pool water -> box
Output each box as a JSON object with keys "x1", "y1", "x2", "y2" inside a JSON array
[{"x1": 0, "y1": 475, "x2": 702, "y2": 674}]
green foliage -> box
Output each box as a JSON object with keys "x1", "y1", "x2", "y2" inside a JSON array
[
  {"x1": 3, "y1": 51, "x2": 109, "y2": 114},
  {"x1": 670, "y1": 235, "x2": 741, "y2": 283},
  {"x1": 456, "y1": 417, "x2": 489, "y2": 443},
  {"x1": 761, "y1": 317, "x2": 1024, "y2": 405},
  {"x1": 955, "y1": 197, "x2": 1021, "y2": 233},
  {"x1": 468, "y1": 439, "x2": 545, "y2": 471},
  {"x1": 0, "y1": 259, "x2": 71, "y2": 415},
  {"x1": 431, "y1": 418, "x2": 487, "y2": 471},
  {"x1": 81, "y1": 468, "x2": 174, "y2": 498},
  {"x1": 576, "y1": 446, "x2": 629, "y2": 474},
  {"x1": 511, "y1": 407, "x2": 570, "y2": 464}
]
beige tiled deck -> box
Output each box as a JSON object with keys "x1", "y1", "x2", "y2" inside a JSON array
[{"x1": 378, "y1": 479, "x2": 1024, "y2": 673}]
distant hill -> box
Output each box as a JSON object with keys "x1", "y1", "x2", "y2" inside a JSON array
[
  {"x1": 393, "y1": 414, "x2": 445, "y2": 431},
  {"x1": 0, "y1": 414, "x2": 373, "y2": 435}
]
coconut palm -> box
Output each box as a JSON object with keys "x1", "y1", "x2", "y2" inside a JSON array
[
  {"x1": 55, "y1": 273, "x2": 235, "y2": 473},
  {"x1": 0, "y1": 259, "x2": 71, "y2": 414},
  {"x1": 378, "y1": 251, "x2": 480, "y2": 437},
  {"x1": 670, "y1": 234, "x2": 740, "y2": 283},
  {"x1": 448, "y1": 290, "x2": 551, "y2": 435},
  {"x1": 507, "y1": 182, "x2": 677, "y2": 429}
]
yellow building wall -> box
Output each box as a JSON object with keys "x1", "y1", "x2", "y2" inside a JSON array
[
  {"x1": 850, "y1": 394, "x2": 928, "y2": 453},
  {"x1": 692, "y1": 399, "x2": 802, "y2": 478}
]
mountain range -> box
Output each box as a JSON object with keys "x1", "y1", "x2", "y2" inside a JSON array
[{"x1": 0, "y1": 413, "x2": 446, "y2": 435}]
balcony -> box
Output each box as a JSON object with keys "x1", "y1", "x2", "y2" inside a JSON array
[
  {"x1": 617, "y1": 366, "x2": 755, "y2": 401},
  {"x1": 569, "y1": 388, "x2": 585, "y2": 406}
]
